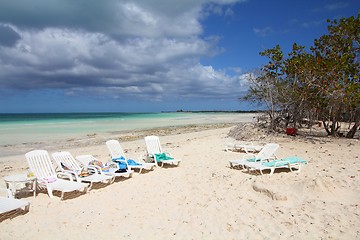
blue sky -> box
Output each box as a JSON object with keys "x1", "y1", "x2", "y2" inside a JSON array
[{"x1": 0, "y1": 0, "x2": 358, "y2": 113}]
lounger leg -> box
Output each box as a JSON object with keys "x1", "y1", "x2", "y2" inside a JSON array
[
  {"x1": 61, "y1": 191, "x2": 65, "y2": 200},
  {"x1": 109, "y1": 176, "x2": 115, "y2": 184},
  {"x1": 288, "y1": 163, "x2": 294, "y2": 172},
  {"x1": 24, "y1": 203, "x2": 30, "y2": 212},
  {"x1": 47, "y1": 186, "x2": 54, "y2": 198},
  {"x1": 292, "y1": 164, "x2": 301, "y2": 172},
  {"x1": 225, "y1": 144, "x2": 231, "y2": 152},
  {"x1": 247, "y1": 166, "x2": 256, "y2": 174}
]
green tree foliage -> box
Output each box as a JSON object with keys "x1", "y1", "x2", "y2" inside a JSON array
[
  {"x1": 244, "y1": 45, "x2": 286, "y2": 130},
  {"x1": 244, "y1": 13, "x2": 360, "y2": 138},
  {"x1": 311, "y1": 14, "x2": 360, "y2": 137}
]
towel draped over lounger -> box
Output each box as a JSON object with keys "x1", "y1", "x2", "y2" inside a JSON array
[
  {"x1": 112, "y1": 157, "x2": 141, "y2": 169},
  {"x1": 154, "y1": 153, "x2": 174, "y2": 162},
  {"x1": 88, "y1": 159, "x2": 110, "y2": 172}
]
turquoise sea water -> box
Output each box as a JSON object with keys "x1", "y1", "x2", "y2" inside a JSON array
[{"x1": 0, "y1": 112, "x2": 254, "y2": 146}]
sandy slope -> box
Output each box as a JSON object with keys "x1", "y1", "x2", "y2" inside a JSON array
[{"x1": 0, "y1": 126, "x2": 359, "y2": 239}]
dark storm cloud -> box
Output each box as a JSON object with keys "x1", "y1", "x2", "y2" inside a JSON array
[
  {"x1": 0, "y1": 24, "x2": 21, "y2": 47},
  {"x1": 0, "y1": 0, "x2": 248, "y2": 101},
  {"x1": 0, "y1": 0, "x2": 116, "y2": 32}
]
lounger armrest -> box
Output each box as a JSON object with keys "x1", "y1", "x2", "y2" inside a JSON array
[
  {"x1": 87, "y1": 165, "x2": 101, "y2": 174},
  {"x1": 113, "y1": 159, "x2": 130, "y2": 169},
  {"x1": 273, "y1": 160, "x2": 288, "y2": 167},
  {"x1": 242, "y1": 153, "x2": 255, "y2": 160},
  {"x1": 266, "y1": 156, "x2": 277, "y2": 162},
  {"x1": 64, "y1": 170, "x2": 82, "y2": 182},
  {"x1": 86, "y1": 165, "x2": 102, "y2": 174},
  {"x1": 164, "y1": 152, "x2": 172, "y2": 156},
  {"x1": 225, "y1": 143, "x2": 234, "y2": 152},
  {"x1": 242, "y1": 147, "x2": 250, "y2": 154},
  {"x1": 113, "y1": 159, "x2": 127, "y2": 164},
  {"x1": 257, "y1": 156, "x2": 275, "y2": 164},
  {"x1": 57, "y1": 172, "x2": 74, "y2": 181},
  {"x1": 143, "y1": 154, "x2": 155, "y2": 163},
  {"x1": 0, "y1": 188, "x2": 13, "y2": 198},
  {"x1": 243, "y1": 146, "x2": 255, "y2": 156},
  {"x1": 105, "y1": 162, "x2": 119, "y2": 169},
  {"x1": 242, "y1": 143, "x2": 256, "y2": 154}
]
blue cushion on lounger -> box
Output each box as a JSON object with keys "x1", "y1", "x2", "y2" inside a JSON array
[
  {"x1": 278, "y1": 156, "x2": 307, "y2": 165},
  {"x1": 262, "y1": 156, "x2": 307, "y2": 167},
  {"x1": 246, "y1": 158, "x2": 260, "y2": 162}
]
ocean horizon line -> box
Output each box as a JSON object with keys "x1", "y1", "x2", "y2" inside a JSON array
[{"x1": 0, "y1": 110, "x2": 260, "y2": 115}]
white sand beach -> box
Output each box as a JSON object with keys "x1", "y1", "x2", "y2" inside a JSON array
[{"x1": 0, "y1": 124, "x2": 359, "y2": 239}]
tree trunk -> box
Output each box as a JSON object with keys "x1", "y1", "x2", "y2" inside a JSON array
[
  {"x1": 323, "y1": 120, "x2": 331, "y2": 135},
  {"x1": 329, "y1": 108, "x2": 339, "y2": 136},
  {"x1": 346, "y1": 121, "x2": 359, "y2": 138}
]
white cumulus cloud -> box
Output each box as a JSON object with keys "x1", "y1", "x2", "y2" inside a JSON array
[{"x1": 0, "y1": 0, "x2": 249, "y2": 103}]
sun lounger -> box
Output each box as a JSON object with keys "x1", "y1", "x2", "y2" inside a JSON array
[
  {"x1": 76, "y1": 154, "x2": 134, "y2": 178},
  {"x1": 0, "y1": 188, "x2": 30, "y2": 216},
  {"x1": 229, "y1": 143, "x2": 279, "y2": 169},
  {"x1": 244, "y1": 156, "x2": 308, "y2": 175},
  {"x1": 144, "y1": 136, "x2": 181, "y2": 167},
  {"x1": 106, "y1": 139, "x2": 156, "y2": 174},
  {"x1": 25, "y1": 150, "x2": 88, "y2": 200},
  {"x1": 226, "y1": 142, "x2": 263, "y2": 153},
  {"x1": 52, "y1": 151, "x2": 114, "y2": 189}
]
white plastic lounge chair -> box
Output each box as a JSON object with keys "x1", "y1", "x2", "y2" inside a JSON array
[
  {"x1": 225, "y1": 142, "x2": 263, "y2": 153},
  {"x1": 144, "y1": 136, "x2": 181, "y2": 167},
  {"x1": 52, "y1": 151, "x2": 114, "y2": 189},
  {"x1": 25, "y1": 150, "x2": 87, "y2": 200},
  {"x1": 75, "y1": 154, "x2": 134, "y2": 178},
  {"x1": 229, "y1": 143, "x2": 279, "y2": 169},
  {"x1": 0, "y1": 188, "x2": 30, "y2": 215},
  {"x1": 244, "y1": 156, "x2": 308, "y2": 175},
  {"x1": 106, "y1": 139, "x2": 156, "y2": 174}
]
